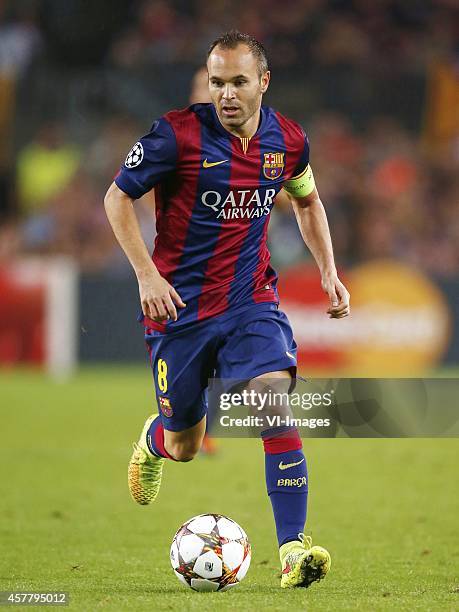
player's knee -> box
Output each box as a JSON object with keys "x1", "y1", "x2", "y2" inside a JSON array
[{"x1": 167, "y1": 441, "x2": 200, "y2": 462}]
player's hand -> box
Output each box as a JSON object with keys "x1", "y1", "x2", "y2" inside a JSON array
[
  {"x1": 321, "y1": 273, "x2": 350, "y2": 319},
  {"x1": 138, "y1": 272, "x2": 186, "y2": 322}
]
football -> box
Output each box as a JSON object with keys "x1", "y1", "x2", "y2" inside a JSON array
[{"x1": 170, "y1": 513, "x2": 251, "y2": 592}]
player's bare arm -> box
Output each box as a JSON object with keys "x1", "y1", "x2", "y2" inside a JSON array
[
  {"x1": 290, "y1": 184, "x2": 350, "y2": 319},
  {"x1": 104, "y1": 182, "x2": 185, "y2": 322}
]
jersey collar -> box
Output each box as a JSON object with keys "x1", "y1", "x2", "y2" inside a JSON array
[{"x1": 209, "y1": 103, "x2": 266, "y2": 141}]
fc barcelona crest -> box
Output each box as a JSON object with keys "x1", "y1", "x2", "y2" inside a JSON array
[
  {"x1": 263, "y1": 152, "x2": 284, "y2": 180},
  {"x1": 159, "y1": 396, "x2": 173, "y2": 417}
]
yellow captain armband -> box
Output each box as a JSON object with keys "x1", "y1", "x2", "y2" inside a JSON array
[{"x1": 283, "y1": 164, "x2": 315, "y2": 198}]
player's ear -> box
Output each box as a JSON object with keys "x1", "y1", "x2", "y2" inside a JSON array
[{"x1": 260, "y1": 70, "x2": 270, "y2": 93}]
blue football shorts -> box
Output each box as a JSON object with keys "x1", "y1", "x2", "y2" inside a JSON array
[{"x1": 144, "y1": 302, "x2": 297, "y2": 432}]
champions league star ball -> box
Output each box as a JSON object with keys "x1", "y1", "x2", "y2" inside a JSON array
[
  {"x1": 170, "y1": 514, "x2": 251, "y2": 592},
  {"x1": 124, "y1": 141, "x2": 143, "y2": 168}
]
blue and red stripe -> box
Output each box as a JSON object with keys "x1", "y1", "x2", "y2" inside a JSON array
[
  {"x1": 173, "y1": 116, "x2": 233, "y2": 323},
  {"x1": 145, "y1": 111, "x2": 202, "y2": 330},
  {"x1": 199, "y1": 135, "x2": 263, "y2": 318}
]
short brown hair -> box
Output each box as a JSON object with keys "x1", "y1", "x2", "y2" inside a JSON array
[{"x1": 207, "y1": 30, "x2": 269, "y2": 77}]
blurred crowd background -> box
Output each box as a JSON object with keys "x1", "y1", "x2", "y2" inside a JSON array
[{"x1": 0, "y1": 0, "x2": 458, "y2": 278}]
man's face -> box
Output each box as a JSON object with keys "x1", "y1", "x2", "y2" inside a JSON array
[{"x1": 207, "y1": 44, "x2": 270, "y2": 133}]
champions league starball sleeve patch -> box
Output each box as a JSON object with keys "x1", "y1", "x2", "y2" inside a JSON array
[
  {"x1": 115, "y1": 117, "x2": 178, "y2": 200},
  {"x1": 125, "y1": 142, "x2": 144, "y2": 168}
]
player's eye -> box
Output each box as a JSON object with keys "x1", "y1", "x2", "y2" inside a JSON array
[
  {"x1": 234, "y1": 80, "x2": 247, "y2": 87},
  {"x1": 211, "y1": 80, "x2": 223, "y2": 87}
]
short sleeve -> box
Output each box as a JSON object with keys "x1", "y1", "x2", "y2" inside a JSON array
[
  {"x1": 115, "y1": 118, "x2": 177, "y2": 200},
  {"x1": 292, "y1": 133, "x2": 310, "y2": 178}
]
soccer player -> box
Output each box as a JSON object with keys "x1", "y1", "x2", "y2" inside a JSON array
[
  {"x1": 189, "y1": 65, "x2": 292, "y2": 456},
  {"x1": 104, "y1": 30, "x2": 350, "y2": 589}
]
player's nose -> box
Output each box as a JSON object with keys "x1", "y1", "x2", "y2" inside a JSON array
[{"x1": 222, "y1": 83, "x2": 236, "y2": 99}]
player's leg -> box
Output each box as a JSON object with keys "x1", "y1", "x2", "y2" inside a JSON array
[
  {"x1": 253, "y1": 369, "x2": 331, "y2": 588},
  {"x1": 129, "y1": 411, "x2": 207, "y2": 505},
  {"x1": 151, "y1": 413, "x2": 207, "y2": 461},
  {"x1": 128, "y1": 324, "x2": 216, "y2": 505},
  {"x1": 217, "y1": 305, "x2": 330, "y2": 587},
  {"x1": 254, "y1": 370, "x2": 308, "y2": 548}
]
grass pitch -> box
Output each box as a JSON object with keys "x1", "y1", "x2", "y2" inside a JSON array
[{"x1": 0, "y1": 367, "x2": 458, "y2": 611}]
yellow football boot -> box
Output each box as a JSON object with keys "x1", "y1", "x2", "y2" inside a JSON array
[
  {"x1": 128, "y1": 415, "x2": 165, "y2": 505},
  {"x1": 280, "y1": 534, "x2": 331, "y2": 588}
]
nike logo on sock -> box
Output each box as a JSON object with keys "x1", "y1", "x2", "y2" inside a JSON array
[{"x1": 278, "y1": 458, "x2": 305, "y2": 470}]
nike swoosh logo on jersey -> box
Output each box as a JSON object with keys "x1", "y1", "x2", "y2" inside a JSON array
[
  {"x1": 203, "y1": 158, "x2": 228, "y2": 168},
  {"x1": 279, "y1": 458, "x2": 305, "y2": 471}
]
